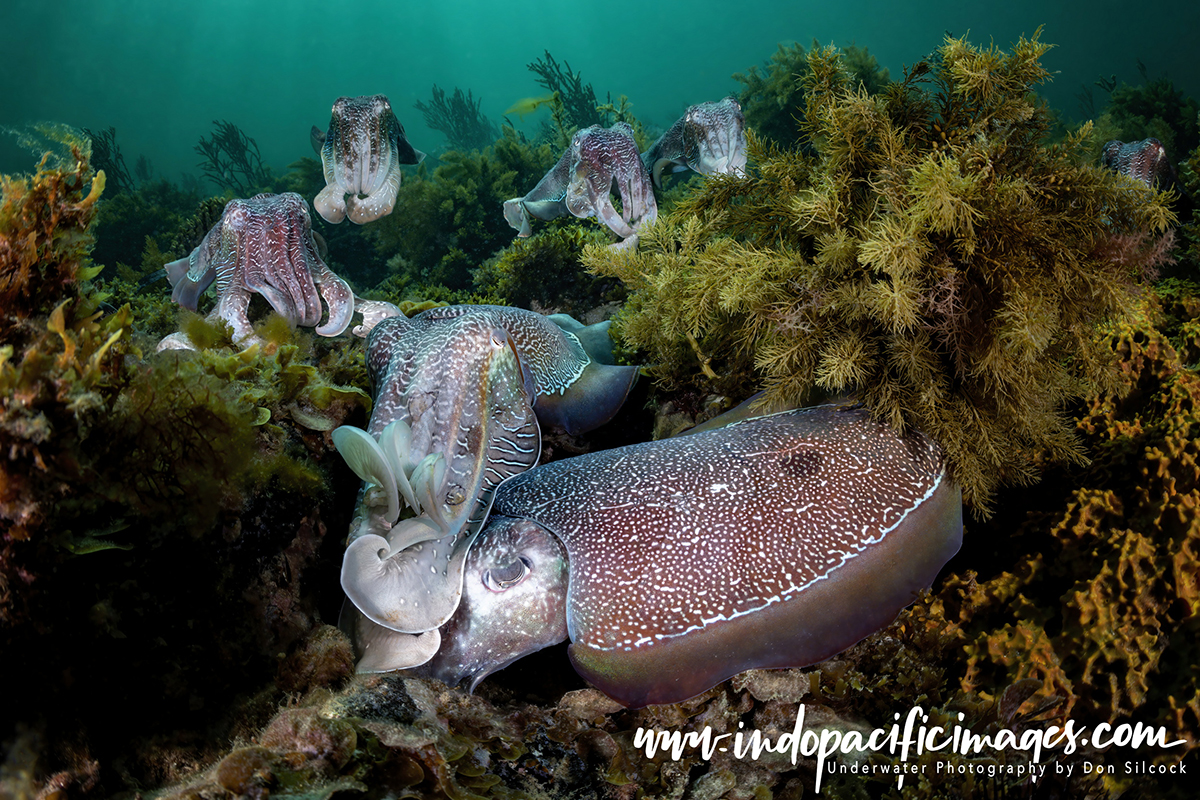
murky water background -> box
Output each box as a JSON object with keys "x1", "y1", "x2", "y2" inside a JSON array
[{"x1": 3, "y1": 0, "x2": 1195, "y2": 182}]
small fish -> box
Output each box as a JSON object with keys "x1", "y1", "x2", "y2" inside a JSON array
[{"x1": 505, "y1": 92, "x2": 558, "y2": 119}]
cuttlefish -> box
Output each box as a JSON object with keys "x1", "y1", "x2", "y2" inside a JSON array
[
  {"x1": 312, "y1": 94, "x2": 425, "y2": 224},
  {"x1": 419, "y1": 405, "x2": 963, "y2": 708},
  {"x1": 1100, "y1": 137, "x2": 1177, "y2": 191},
  {"x1": 159, "y1": 192, "x2": 355, "y2": 349},
  {"x1": 642, "y1": 96, "x2": 747, "y2": 189},
  {"x1": 157, "y1": 191, "x2": 404, "y2": 351},
  {"x1": 503, "y1": 122, "x2": 657, "y2": 248},
  {"x1": 335, "y1": 305, "x2": 638, "y2": 670}
]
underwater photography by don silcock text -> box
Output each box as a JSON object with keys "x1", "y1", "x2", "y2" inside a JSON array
[{"x1": 1, "y1": 1, "x2": 1199, "y2": 798}]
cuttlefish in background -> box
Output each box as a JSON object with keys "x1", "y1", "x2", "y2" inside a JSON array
[
  {"x1": 642, "y1": 96, "x2": 748, "y2": 188},
  {"x1": 159, "y1": 192, "x2": 355, "y2": 350},
  {"x1": 503, "y1": 122, "x2": 657, "y2": 248},
  {"x1": 419, "y1": 405, "x2": 963, "y2": 708},
  {"x1": 1100, "y1": 137, "x2": 1177, "y2": 191},
  {"x1": 334, "y1": 305, "x2": 638, "y2": 670},
  {"x1": 311, "y1": 94, "x2": 425, "y2": 224}
]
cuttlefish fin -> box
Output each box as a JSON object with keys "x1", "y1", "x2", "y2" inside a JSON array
[
  {"x1": 395, "y1": 139, "x2": 425, "y2": 166},
  {"x1": 547, "y1": 316, "x2": 619, "y2": 365},
  {"x1": 534, "y1": 360, "x2": 638, "y2": 435},
  {"x1": 310, "y1": 125, "x2": 326, "y2": 154},
  {"x1": 164, "y1": 256, "x2": 215, "y2": 312}
]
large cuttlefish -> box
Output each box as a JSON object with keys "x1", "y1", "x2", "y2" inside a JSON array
[
  {"x1": 417, "y1": 404, "x2": 963, "y2": 708},
  {"x1": 334, "y1": 305, "x2": 638, "y2": 670}
]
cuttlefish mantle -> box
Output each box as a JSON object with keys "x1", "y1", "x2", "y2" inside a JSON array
[{"x1": 421, "y1": 404, "x2": 962, "y2": 708}]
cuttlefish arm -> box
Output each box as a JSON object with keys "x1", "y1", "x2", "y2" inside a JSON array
[
  {"x1": 427, "y1": 405, "x2": 962, "y2": 707},
  {"x1": 335, "y1": 312, "x2": 541, "y2": 637},
  {"x1": 340, "y1": 602, "x2": 443, "y2": 673}
]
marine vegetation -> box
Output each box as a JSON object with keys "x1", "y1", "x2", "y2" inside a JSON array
[
  {"x1": 194, "y1": 118, "x2": 274, "y2": 195},
  {"x1": 1, "y1": 134, "x2": 373, "y2": 794},
  {"x1": 473, "y1": 221, "x2": 623, "y2": 313},
  {"x1": 734, "y1": 39, "x2": 891, "y2": 147},
  {"x1": 928, "y1": 297, "x2": 1200, "y2": 757},
  {"x1": 527, "y1": 50, "x2": 603, "y2": 132},
  {"x1": 587, "y1": 31, "x2": 1177, "y2": 513},
  {"x1": 90, "y1": 176, "x2": 204, "y2": 273},
  {"x1": 414, "y1": 84, "x2": 500, "y2": 153},
  {"x1": 0, "y1": 124, "x2": 106, "y2": 347},
  {"x1": 1089, "y1": 61, "x2": 1200, "y2": 163},
  {"x1": 81, "y1": 126, "x2": 135, "y2": 194},
  {"x1": 366, "y1": 127, "x2": 558, "y2": 292}
]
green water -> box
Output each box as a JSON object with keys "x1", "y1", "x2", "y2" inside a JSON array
[{"x1": 1, "y1": 0, "x2": 1196, "y2": 180}]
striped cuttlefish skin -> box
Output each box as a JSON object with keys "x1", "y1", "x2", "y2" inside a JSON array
[
  {"x1": 160, "y1": 192, "x2": 354, "y2": 349},
  {"x1": 334, "y1": 305, "x2": 638, "y2": 673}
]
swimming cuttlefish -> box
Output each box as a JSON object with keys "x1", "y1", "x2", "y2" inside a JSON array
[
  {"x1": 642, "y1": 96, "x2": 748, "y2": 189},
  {"x1": 416, "y1": 404, "x2": 963, "y2": 708},
  {"x1": 311, "y1": 94, "x2": 426, "y2": 225},
  {"x1": 333, "y1": 305, "x2": 638, "y2": 670},
  {"x1": 503, "y1": 122, "x2": 657, "y2": 248}
]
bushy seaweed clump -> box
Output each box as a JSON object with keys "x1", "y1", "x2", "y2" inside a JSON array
[
  {"x1": 91, "y1": 177, "x2": 205, "y2": 274},
  {"x1": 473, "y1": 221, "x2": 625, "y2": 314},
  {"x1": 734, "y1": 40, "x2": 891, "y2": 147},
  {"x1": 195, "y1": 119, "x2": 275, "y2": 195},
  {"x1": 366, "y1": 128, "x2": 558, "y2": 293},
  {"x1": 587, "y1": 31, "x2": 1176, "y2": 513},
  {"x1": 2, "y1": 133, "x2": 374, "y2": 794},
  {"x1": 1173, "y1": 135, "x2": 1200, "y2": 270},
  {"x1": 0, "y1": 126, "x2": 107, "y2": 345}
]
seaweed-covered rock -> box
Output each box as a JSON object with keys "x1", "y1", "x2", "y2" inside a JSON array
[
  {"x1": 366, "y1": 129, "x2": 558, "y2": 292},
  {"x1": 473, "y1": 221, "x2": 624, "y2": 314}
]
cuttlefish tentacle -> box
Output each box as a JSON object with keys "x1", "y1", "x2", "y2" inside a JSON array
[{"x1": 423, "y1": 405, "x2": 962, "y2": 708}]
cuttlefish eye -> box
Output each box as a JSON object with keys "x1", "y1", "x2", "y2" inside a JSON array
[{"x1": 483, "y1": 556, "x2": 532, "y2": 592}]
